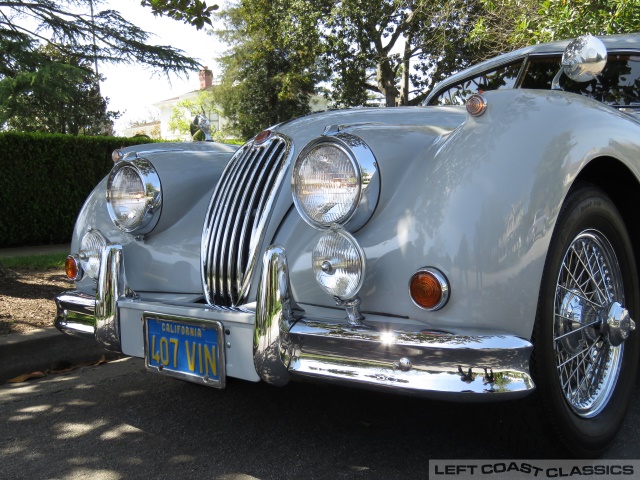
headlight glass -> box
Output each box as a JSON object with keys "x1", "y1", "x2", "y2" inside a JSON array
[
  {"x1": 78, "y1": 230, "x2": 107, "y2": 279},
  {"x1": 312, "y1": 228, "x2": 365, "y2": 299},
  {"x1": 292, "y1": 141, "x2": 360, "y2": 227},
  {"x1": 106, "y1": 158, "x2": 161, "y2": 234},
  {"x1": 110, "y1": 166, "x2": 145, "y2": 229}
]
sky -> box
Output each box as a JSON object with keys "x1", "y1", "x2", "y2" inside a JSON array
[{"x1": 98, "y1": 0, "x2": 226, "y2": 135}]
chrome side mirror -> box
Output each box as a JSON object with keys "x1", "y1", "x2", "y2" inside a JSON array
[
  {"x1": 562, "y1": 35, "x2": 607, "y2": 81},
  {"x1": 552, "y1": 35, "x2": 607, "y2": 89},
  {"x1": 190, "y1": 114, "x2": 213, "y2": 141}
]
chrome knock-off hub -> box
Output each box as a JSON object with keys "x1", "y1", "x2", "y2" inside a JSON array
[{"x1": 602, "y1": 302, "x2": 636, "y2": 347}]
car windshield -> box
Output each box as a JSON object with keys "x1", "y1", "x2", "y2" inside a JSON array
[
  {"x1": 429, "y1": 61, "x2": 523, "y2": 106},
  {"x1": 430, "y1": 53, "x2": 640, "y2": 107}
]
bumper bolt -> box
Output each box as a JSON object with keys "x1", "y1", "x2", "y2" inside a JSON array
[{"x1": 395, "y1": 357, "x2": 412, "y2": 372}]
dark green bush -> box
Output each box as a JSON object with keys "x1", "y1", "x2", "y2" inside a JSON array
[{"x1": 0, "y1": 132, "x2": 155, "y2": 247}]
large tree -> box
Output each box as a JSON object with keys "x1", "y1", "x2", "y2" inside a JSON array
[
  {"x1": 2, "y1": 45, "x2": 120, "y2": 135},
  {"x1": 324, "y1": 0, "x2": 640, "y2": 107},
  {"x1": 213, "y1": 0, "x2": 325, "y2": 139},
  {"x1": 322, "y1": 1, "x2": 491, "y2": 107},
  {"x1": 0, "y1": 0, "x2": 218, "y2": 133}
]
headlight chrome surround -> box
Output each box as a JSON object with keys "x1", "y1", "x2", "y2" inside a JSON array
[
  {"x1": 106, "y1": 158, "x2": 162, "y2": 235},
  {"x1": 292, "y1": 132, "x2": 379, "y2": 232}
]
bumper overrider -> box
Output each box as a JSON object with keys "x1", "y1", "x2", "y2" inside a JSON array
[{"x1": 55, "y1": 244, "x2": 535, "y2": 398}]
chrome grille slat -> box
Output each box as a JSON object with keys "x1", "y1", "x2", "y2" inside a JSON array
[
  {"x1": 211, "y1": 148, "x2": 258, "y2": 301},
  {"x1": 202, "y1": 135, "x2": 291, "y2": 306},
  {"x1": 206, "y1": 148, "x2": 250, "y2": 302},
  {"x1": 219, "y1": 148, "x2": 266, "y2": 300},
  {"x1": 228, "y1": 144, "x2": 279, "y2": 294},
  {"x1": 237, "y1": 144, "x2": 279, "y2": 283},
  {"x1": 202, "y1": 148, "x2": 251, "y2": 304},
  {"x1": 235, "y1": 142, "x2": 283, "y2": 291}
]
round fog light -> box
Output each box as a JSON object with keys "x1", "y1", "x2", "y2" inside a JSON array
[
  {"x1": 312, "y1": 229, "x2": 365, "y2": 299},
  {"x1": 410, "y1": 268, "x2": 449, "y2": 311},
  {"x1": 79, "y1": 230, "x2": 107, "y2": 280}
]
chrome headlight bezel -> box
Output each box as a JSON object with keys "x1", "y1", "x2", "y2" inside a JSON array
[
  {"x1": 106, "y1": 158, "x2": 162, "y2": 235},
  {"x1": 292, "y1": 132, "x2": 379, "y2": 232}
]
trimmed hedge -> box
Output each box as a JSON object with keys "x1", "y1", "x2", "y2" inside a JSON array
[{"x1": 0, "y1": 132, "x2": 155, "y2": 247}]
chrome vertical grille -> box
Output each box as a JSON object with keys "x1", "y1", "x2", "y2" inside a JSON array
[{"x1": 201, "y1": 135, "x2": 291, "y2": 306}]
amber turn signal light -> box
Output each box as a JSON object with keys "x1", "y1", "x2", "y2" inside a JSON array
[
  {"x1": 409, "y1": 268, "x2": 449, "y2": 311},
  {"x1": 466, "y1": 94, "x2": 487, "y2": 117},
  {"x1": 65, "y1": 255, "x2": 82, "y2": 281}
]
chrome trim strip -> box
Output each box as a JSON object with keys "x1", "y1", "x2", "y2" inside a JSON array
[
  {"x1": 202, "y1": 144, "x2": 248, "y2": 302},
  {"x1": 238, "y1": 144, "x2": 283, "y2": 298},
  {"x1": 254, "y1": 245, "x2": 535, "y2": 398},
  {"x1": 288, "y1": 321, "x2": 534, "y2": 397}
]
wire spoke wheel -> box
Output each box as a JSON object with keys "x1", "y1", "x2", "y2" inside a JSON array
[
  {"x1": 554, "y1": 230, "x2": 623, "y2": 417},
  {"x1": 533, "y1": 185, "x2": 639, "y2": 457}
]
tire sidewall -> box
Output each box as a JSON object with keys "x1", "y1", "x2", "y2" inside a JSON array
[{"x1": 534, "y1": 185, "x2": 640, "y2": 457}]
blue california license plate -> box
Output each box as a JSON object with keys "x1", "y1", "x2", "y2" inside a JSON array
[{"x1": 143, "y1": 313, "x2": 225, "y2": 388}]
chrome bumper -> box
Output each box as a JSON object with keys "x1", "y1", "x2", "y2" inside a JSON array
[
  {"x1": 254, "y1": 246, "x2": 535, "y2": 399},
  {"x1": 55, "y1": 243, "x2": 535, "y2": 398},
  {"x1": 54, "y1": 244, "x2": 124, "y2": 352}
]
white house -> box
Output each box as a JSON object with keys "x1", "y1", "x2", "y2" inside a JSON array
[
  {"x1": 149, "y1": 67, "x2": 330, "y2": 141},
  {"x1": 121, "y1": 120, "x2": 162, "y2": 139}
]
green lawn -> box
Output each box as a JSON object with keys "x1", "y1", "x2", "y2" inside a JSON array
[{"x1": 0, "y1": 253, "x2": 67, "y2": 270}]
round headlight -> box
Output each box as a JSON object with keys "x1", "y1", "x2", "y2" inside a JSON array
[
  {"x1": 292, "y1": 133, "x2": 380, "y2": 232},
  {"x1": 292, "y1": 140, "x2": 360, "y2": 227},
  {"x1": 79, "y1": 229, "x2": 107, "y2": 280},
  {"x1": 312, "y1": 228, "x2": 365, "y2": 299},
  {"x1": 106, "y1": 158, "x2": 161, "y2": 234}
]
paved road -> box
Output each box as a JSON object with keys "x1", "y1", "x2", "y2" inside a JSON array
[{"x1": 1, "y1": 358, "x2": 639, "y2": 479}]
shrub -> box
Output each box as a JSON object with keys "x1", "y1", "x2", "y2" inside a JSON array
[{"x1": 0, "y1": 132, "x2": 154, "y2": 247}]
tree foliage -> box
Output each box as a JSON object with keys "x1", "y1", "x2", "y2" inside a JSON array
[
  {"x1": 471, "y1": 0, "x2": 640, "y2": 57},
  {"x1": 0, "y1": 0, "x2": 209, "y2": 77},
  {"x1": 322, "y1": 1, "x2": 492, "y2": 107},
  {"x1": 214, "y1": 0, "x2": 640, "y2": 114},
  {"x1": 1, "y1": 46, "x2": 119, "y2": 134},
  {"x1": 213, "y1": 0, "x2": 325, "y2": 138},
  {"x1": 0, "y1": 0, "x2": 218, "y2": 134},
  {"x1": 534, "y1": 0, "x2": 640, "y2": 41},
  {"x1": 323, "y1": 0, "x2": 639, "y2": 107},
  {"x1": 142, "y1": 0, "x2": 219, "y2": 29}
]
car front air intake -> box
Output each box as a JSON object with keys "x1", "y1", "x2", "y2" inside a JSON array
[{"x1": 201, "y1": 134, "x2": 292, "y2": 307}]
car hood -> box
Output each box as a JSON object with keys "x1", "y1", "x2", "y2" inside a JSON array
[{"x1": 273, "y1": 106, "x2": 467, "y2": 155}]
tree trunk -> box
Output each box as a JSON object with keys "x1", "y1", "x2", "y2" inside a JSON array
[
  {"x1": 399, "y1": 35, "x2": 412, "y2": 106},
  {"x1": 377, "y1": 59, "x2": 398, "y2": 107}
]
